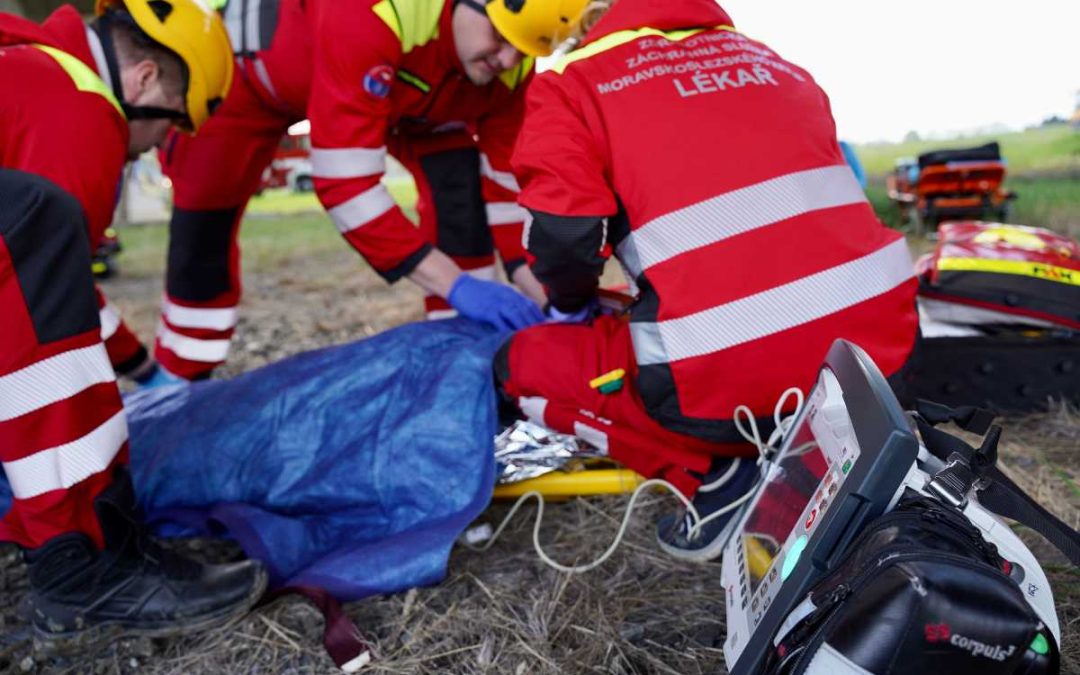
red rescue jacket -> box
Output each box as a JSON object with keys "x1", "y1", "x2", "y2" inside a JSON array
[
  {"x1": 227, "y1": 0, "x2": 532, "y2": 278},
  {"x1": 0, "y1": 6, "x2": 128, "y2": 252},
  {"x1": 513, "y1": 0, "x2": 919, "y2": 442},
  {"x1": 0, "y1": 7, "x2": 141, "y2": 369}
]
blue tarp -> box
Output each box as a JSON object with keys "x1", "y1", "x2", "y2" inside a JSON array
[{"x1": 0, "y1": 319, "x2": 504, "y2": 601}]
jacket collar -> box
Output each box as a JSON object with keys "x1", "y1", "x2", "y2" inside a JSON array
[
  {"x1": 579, "y1": 0, "x2": 735, "y2": 48},
  {"x1": 0, "y1": 6, "x2": 100, "y2": 74},
  {"x1": 84, "y1": 25, "x2": 115, "y2": 92}
]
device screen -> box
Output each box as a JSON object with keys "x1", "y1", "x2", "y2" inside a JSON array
[{"x1": 741, "y1": 417, "x2": 829, "y2": 596}]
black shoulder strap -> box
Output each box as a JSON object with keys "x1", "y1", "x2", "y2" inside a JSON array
[
  {"x1": 977, "y1": 467, "x2": 1080, "y2": 568},
  {"x1": 914, "y1": 399, "x2": 1080, "y2": 567}
]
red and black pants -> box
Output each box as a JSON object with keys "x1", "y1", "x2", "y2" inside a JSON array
[{"x1": 0, "y1": 168, "x2": 128, "y2": 549}]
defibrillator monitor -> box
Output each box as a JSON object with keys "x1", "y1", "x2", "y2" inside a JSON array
[{"x1": 721, "y1": 339, "x2": 918, "y2": 675}]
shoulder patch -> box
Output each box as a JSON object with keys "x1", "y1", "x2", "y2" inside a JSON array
[{"x1": 363, "y1": 64, "x2": 395, "y2": 98}]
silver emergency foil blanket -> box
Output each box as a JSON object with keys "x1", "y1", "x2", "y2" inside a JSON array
[{"x1": 494, "y1": 420, "x2": 608, "y2": 484}]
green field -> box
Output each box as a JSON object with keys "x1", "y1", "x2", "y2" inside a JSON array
[
  {"x1": 867, "y1": 178, "x2": 1080, "y2": 236},
  {"x1": 858, "y1": 125, "x2": 1080, "y2": 236},
  {"x1": 118, "y1": 177, "x2": 420, "y2": 277},
  {"x1": 246, "y1": 176, "x2": 419, "y2": 216},
  {"x1": 856, "y1": 124, "x2": 1080, "y2": 178}
]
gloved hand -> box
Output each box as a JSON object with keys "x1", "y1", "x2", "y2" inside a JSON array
[
  {"x1": 135, "y1": 363, "x2": 187, "y2": 390},
  {"x1": 447, "y1": 274, "x2": 545, "y2": 332},
  {"x1": 546, "y1": 302, "x2": 594, "y2": 324}
]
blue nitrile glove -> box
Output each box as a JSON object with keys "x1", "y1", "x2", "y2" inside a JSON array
[
  {"x1": 135, "y1": 363, "x2": 187, "y2": 389},
  {"x1": 447, "y1": 274, "x2": 545, "y2": 331},
  {"x1": 546, "y1": 302, "x2": 593, "y2": 324}
]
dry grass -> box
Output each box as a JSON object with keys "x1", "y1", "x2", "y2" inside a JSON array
[{"x1": 1, "y1": 234, "x2": 1077, "y2": 674}]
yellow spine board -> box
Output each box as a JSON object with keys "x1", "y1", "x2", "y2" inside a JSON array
[{"x1": 493, "y1": 469, "x2": 645, "y2": 500}]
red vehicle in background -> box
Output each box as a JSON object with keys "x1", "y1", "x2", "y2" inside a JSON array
[
  {"x1": 257, "y1": 125, "x2": 314, "y2": 193},
  {"x1": 887, "y1": 141, "x2": 1016, "y2": 234}
]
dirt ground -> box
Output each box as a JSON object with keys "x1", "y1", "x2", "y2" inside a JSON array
[{"x1": 1, "y1": 224, "x2": 1078, "y2": 674}]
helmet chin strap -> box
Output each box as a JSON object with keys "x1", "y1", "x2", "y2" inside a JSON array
[{"x1": 92, "y1": 12, "x2": 191, "y2": 128}]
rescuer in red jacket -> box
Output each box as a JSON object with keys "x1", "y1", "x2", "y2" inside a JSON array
[
  {"x1": 135, "y1": 0, "x2": 546, "y2": 382},
  {"x1": 490, "y1": 0, "x2": 920, "y2": 560},
  {"x1": 0, "y1": 0, "x2": 265, "y2": 645}
]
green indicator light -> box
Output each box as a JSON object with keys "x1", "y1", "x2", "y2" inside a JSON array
[
  {"x1": 1031, "y1": 633, "x2": 1049, "y2": 655},
  {"x1": 781, "y1": 535, "x2": 809, "y2": 581},
  {"x1": 841, "y1": 459, "x2": 852, "y2": 474}
]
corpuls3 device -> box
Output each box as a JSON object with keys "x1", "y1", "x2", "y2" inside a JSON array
[{"x1": 721, "y1": 339, "x2": 1066, "y2": 675}]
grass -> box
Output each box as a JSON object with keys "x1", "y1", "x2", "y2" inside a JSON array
[
  {"x1": 246, "y1": 176, "x2": 420, "y2": 216},
  {"x1": 859, "y1": 126, "x2": 1080, "y2": 237},
  {"x1": 116, "y1": 177, "x2": 421, "y2": 277},
  {"x1": 1006, "y1": 177, "x2": 1080, "y2": 237},
  {"x1": 866, "y1": 177, "x2": 1080, "y2": 238},
  {"x1": 856, "y1": 124, "x2": 1080, "y2": 178}
]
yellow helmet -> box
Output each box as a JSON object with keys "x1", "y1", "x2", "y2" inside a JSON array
[
  {"x1": 485, "y1": 0, "x2": 592, "y2": 57},
  {"x1": 95, "y1": 0, "x2": 233, "y2": 132}
]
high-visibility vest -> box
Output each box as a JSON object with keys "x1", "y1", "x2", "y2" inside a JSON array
[
  {"x1": 32, "y1": 43, "x2": 125, "y2": 119},
  {"x1": 372, "y1": 0, "x2": 445, "y2": 54}
]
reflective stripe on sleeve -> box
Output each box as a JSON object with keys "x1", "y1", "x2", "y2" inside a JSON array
[
  {"x1": 486, "y1": 202, "x2": 527, "y2": 226},
  {"x1": 479, "y1": 153, "x2": 520, "y2": 192},
  {"x1": 327, "y1": 184, "x2": 397, "y2": 233},
  {"x1": 311, "y1": 147, "x2": 388, "y2": 179}
]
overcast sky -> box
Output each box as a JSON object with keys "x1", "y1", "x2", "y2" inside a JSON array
[
  {"x1": 287, "y1": 1, "x2": 1080, "y2": 145},
  {"x1": 718, "y1": 0, "x2": 1080, "y2": 143}
]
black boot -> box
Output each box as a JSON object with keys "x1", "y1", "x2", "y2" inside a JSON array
[{"x1": 25, "y1": 469, "x2": 267, "y2": 649}]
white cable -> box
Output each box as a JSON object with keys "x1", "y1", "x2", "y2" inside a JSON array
[
  {"x1": 685, "y1": 468, "x2": 759, "y2": 540},
  {"x1": 466, "y1": 478, "x2": 694, "y2": 574},
  {"x1": 697, "y1": 455, "x2": 740, "y2": 492},
  {"x1": 471, "y1": 387, "x2": 806, "y2": 573}
]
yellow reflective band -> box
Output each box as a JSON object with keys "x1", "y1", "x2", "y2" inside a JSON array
[
  {"x1": 208, "y1": 0, "x2": 228, "y2": 10},
  {"x1": 498, "y1": 55, "x2": 534, "y2": 91},
  {"x1": 33, "y1": 44, "x2": 124, "y2": 119},
  {"x1": 551, "y1": 25, "x2": 737, "y2": 75},
  {"x1": 372, "y1": 0, "x2": 444, "y2": 54},
  {"x1": 373, "y1": 0, "x2": 402, "y2": 41},
  {"x1": 938, "y1": 257, "x2": 1080, "y2": 286}
]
